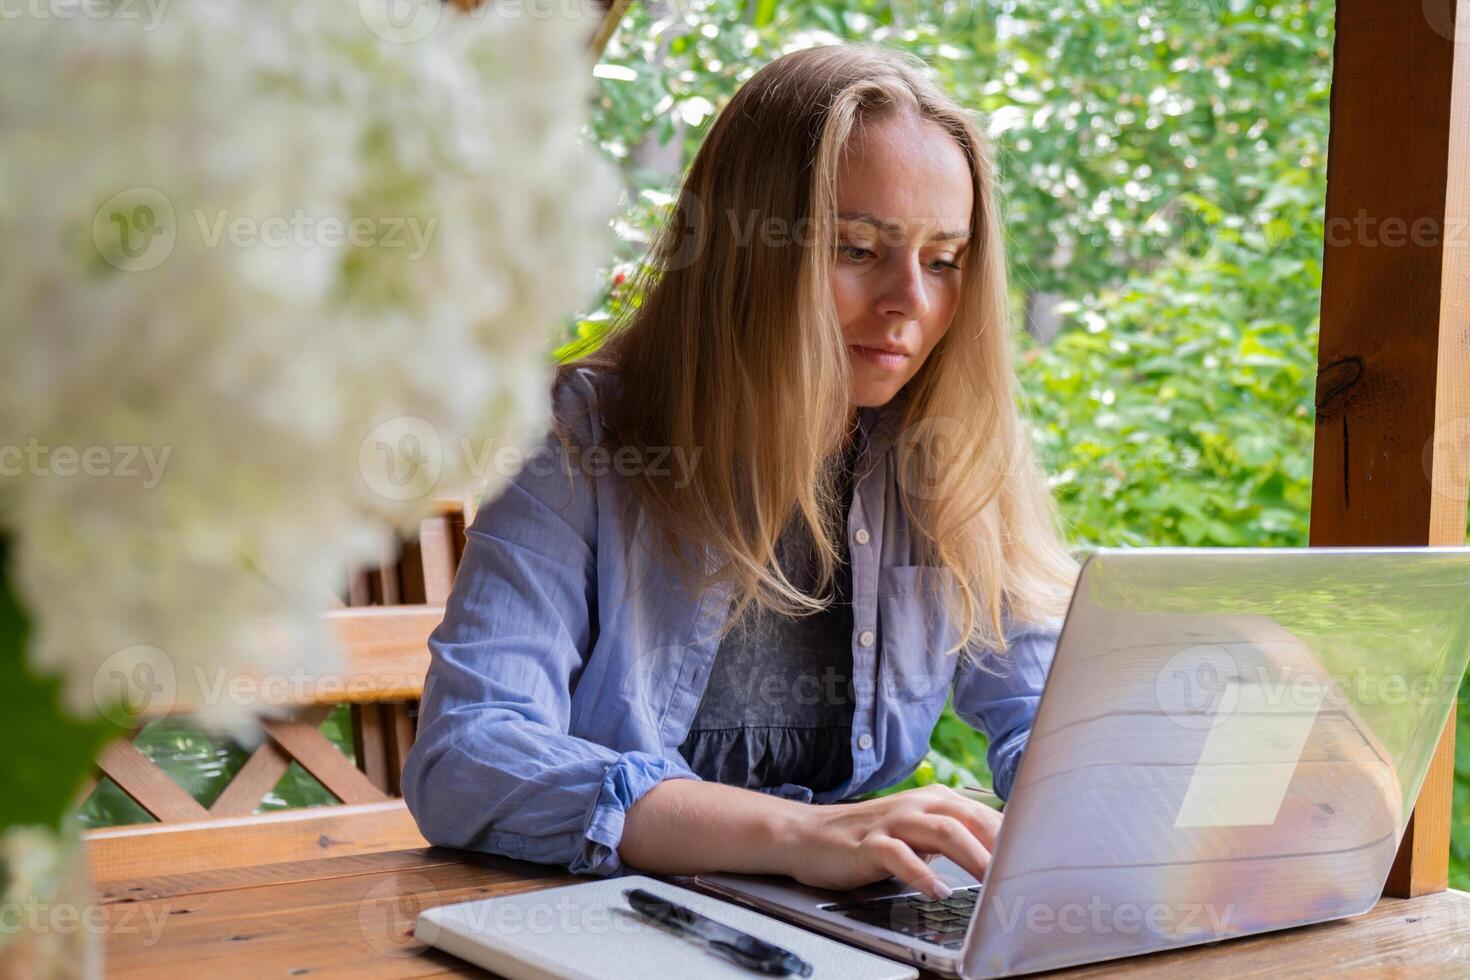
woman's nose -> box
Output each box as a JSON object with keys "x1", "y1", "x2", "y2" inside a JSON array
[{"x1": 878, "y1": 254, "x2": 931, "y2": 321}]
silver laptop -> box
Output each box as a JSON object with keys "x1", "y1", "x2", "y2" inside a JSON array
[{"x1": 689, "y1": 547, "x2": 1470, "y2": 978}]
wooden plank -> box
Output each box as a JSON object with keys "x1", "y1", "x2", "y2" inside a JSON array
[
  {"x1": 417, "y1": 515, "x2": 458, "y2": 606},
  {"x1": 84, "y1": 801, "x2": 428, "y2": 883},
  {"x1": 95, "y1": 738, "x2": 209, "y2": 823},
  {"x1": 319, "y1": 605, "x2": 439, "y2": 704},
  {"x1": 1311, "y1": 0, "x2": 1470, "y2": 897},
  {"x1": 207, "y1": 738, "x2": 293, "y2": 817},
  {"x1": 1388, "y1": 708, "x2": 1459, "y2": 895},
  {"x1": 94, "y1": 848, "x2": 472, "y2": 906},
  {"x1": 120, "y1": 606, "x2": 438, "y2": 717},
  {"x1": 353, "y1": 702, "x2": 394, "y2": 794},
  {"x1": 96, "y1": 844, "x2": 1470, "y2": 979},
  {"x1": 449, "y1": 510, "x2": 467, "y2": 571},
  {"x1": 209, "y1": 704, "x2": 333, "y2": 817},
  {"x1": 374, "y1": 553, "x2": 403, "y2": 606},
  {"x1": 399, "y1": 537, "x2": 428, "y2": 605},
  {"x1": 100, "y1": 852, "x2": 571, "y2": 979},
  {"x1": 386, "y1": 702, "x2": 417, "y2": 797},
  {"x1": 348, "y1": 570, "x2": 373, "y2": 607},
  {"x1": 1047, "y1": 890, "x2": 1470, "y2": 977},
  {"x1": 263, "y1": 714, "x2": 389, "y2": 806}
]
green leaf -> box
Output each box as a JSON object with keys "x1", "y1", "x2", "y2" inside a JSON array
[{"x1": 0, "y1": 537, "x2": 121, "y2": 833}]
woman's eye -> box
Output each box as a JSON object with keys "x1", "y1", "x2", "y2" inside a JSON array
[{"x1": 836, "y1": 244, "x2": 959, "y2": 271}]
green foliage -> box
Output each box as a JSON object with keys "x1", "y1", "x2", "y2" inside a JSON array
[
  {"x1": 0, "y1": 537, "x2": 120, "y2": 835},
  {"x1": 580, "y1": 0, "x2": 1470, "y2": 889}
]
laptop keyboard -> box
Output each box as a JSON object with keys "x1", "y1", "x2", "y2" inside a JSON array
[{"x1": 820, "y1": 885, "x2": 981, "y2": 949}]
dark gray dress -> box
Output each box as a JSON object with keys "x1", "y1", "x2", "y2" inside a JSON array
[{"x1": 677, "y1": 439, "x2": 862, "y2": 793}]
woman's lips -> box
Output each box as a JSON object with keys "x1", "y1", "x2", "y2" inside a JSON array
[{"x1": 849, "y1": 344, "x2": 911, "y2": 371}]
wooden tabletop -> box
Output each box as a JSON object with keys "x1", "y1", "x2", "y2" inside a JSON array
[{"x1": 100, "y1": 847, "x2": 1470, "y2": 978}]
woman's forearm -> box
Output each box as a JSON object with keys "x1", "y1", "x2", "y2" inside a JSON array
[
  {"x1": 618, "y1": 778, "x2": 810, "y2": 876},
  {"x1": 619, "y1": 781, "x2": 1004, "y2": 900}
]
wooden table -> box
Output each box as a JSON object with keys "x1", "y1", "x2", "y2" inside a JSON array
[{"x1": 100, "y1": 847, "x2": 1470, "y2": 977}]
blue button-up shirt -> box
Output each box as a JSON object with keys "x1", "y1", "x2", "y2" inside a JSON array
[{"x1": 402, "y1": 366, "x2": 1060, "y2": 876}]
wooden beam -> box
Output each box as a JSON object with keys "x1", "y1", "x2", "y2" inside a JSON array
[
  {"x1": 83, "y1": 800, "x2": 427, "y2": 883},
  {"x1": 1312, "y1": 0, "x2": 1470, "y2": 896},
  {"x1": 263, "y1": 714, "x2": 390, "y2": 806},
  {"x1": 95, "y1": 738, "x2": 209, "y2": 823},
  {"x1": 589, "y1": 0, "x2": 635, "y2": 58}
]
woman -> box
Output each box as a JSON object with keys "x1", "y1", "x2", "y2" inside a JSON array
[{"x1": 402, "y1": 43, "x2": 1078, "y2": 903}]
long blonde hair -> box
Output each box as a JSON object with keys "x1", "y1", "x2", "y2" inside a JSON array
[{"x1": 562, "y1": 42, "x2": 1077, "y2": 658}]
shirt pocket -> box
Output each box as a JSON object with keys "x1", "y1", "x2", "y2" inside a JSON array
[{"x1": 876, "y1": 564, "x2": 962, "y2": 702}]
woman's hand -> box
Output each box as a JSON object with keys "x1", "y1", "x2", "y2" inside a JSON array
[{"x1": 779, "y1": 784, "x2": 1001, "y2": 899}]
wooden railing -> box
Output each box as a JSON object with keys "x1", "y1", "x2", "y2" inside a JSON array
[{"x1": 82, "y1": 499, "x2": 472, "y2": 883}]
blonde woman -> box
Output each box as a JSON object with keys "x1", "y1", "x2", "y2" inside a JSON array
[{"x1": 403, "y1": 43, "x2": 1078, "y2": 902}]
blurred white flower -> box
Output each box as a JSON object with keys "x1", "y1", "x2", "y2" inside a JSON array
[{"x1": 0, "y1": 0, "x2": 617, "y2": 730}]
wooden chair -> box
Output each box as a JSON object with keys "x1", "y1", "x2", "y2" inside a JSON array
[{"x1": 82, "y1": 499, "x2": 472, "y2": 883}]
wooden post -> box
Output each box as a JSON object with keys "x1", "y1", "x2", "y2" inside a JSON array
[{"x1": 1312, "y1": 0, "x2": 1470, "y2": 896}]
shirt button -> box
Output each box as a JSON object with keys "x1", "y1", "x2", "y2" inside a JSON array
[
  {"x1": 857, "y1": 733, "x2": 874, "y2": 751},
  {"x1": 858, "y1": 629, "x2": 875, "y2": 647},
  {"x1": 854, "y1": 527, "x2": 870, "y2": 545}
]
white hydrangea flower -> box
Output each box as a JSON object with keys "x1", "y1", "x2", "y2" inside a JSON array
[{"x1": 0, "y1": 0, "x2": 618, "y2": 730}]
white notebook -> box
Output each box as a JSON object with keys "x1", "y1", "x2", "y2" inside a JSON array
[{"x1": 415, "y1": 874, "x2": 919, "y2": 980}]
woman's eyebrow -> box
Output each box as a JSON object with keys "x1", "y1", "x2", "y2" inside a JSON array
[{"x1": 838, "y1": 210, "x2": 971, "y2": 243}]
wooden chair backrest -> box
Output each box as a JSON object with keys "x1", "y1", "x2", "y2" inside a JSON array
[{"x1": 83, "y1": 499, "x2": 472, "y2": 883}]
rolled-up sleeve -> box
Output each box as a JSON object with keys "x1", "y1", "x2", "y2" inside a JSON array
[
  {"x1": 950, "y1": 621, "x2": 1060, "y2": 801},
  {"x1": 401, "y1": 379, "x2": 698, "y2": 876}
]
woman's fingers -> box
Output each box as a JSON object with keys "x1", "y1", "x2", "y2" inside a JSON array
[
  {"x1": 888, "y1": 812, "x2": 992, "y2": 884},
  {"x1": 866, "y1": 835, "x2": 953, "y2": 900},
  {"x1": 923, "y1": 793, "x2": 1003, "y2": 851}
]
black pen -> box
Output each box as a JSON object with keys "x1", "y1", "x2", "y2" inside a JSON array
[{"x1": 623, "y1": 887, "x2": 815, "y2": 977}]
